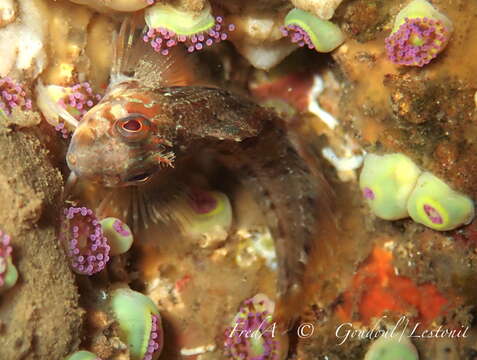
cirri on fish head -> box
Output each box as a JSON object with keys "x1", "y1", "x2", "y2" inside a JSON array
[{"x1": 66, "y1": 80, "x2": 175, "y2": 187}]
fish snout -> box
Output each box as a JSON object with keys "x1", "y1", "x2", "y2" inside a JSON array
[
  {"x1": 66, "y1": 125, "x2": 132, "y2": 187},
  {"x1": 66, "y1": 125, "x2": 96, "y2": 174}
]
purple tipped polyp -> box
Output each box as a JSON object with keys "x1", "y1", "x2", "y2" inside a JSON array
[
  {"x1": 0, "y1": 77, "x2": 32, "y2": 116},
  {"x1": 58, "y1": 82, "x2": 102, "y2": 120},
  {"x1": 423, "y1": 204, "x2": 443, "y2": 224},
  {"x1": 385, "y1": 17, "x2": 450, "y2": 67},
  {"x1": 224, "y1": 296, "x2": 279, "y2": 360},
  {"x1": 54, "y1": 122, "x2": 69, "y2": 139},
  {"x1": 143, "y1": 314, "x2": 162, "y2": 360},
  {"x1": 0, "y1": 229, "x2": 12, "y2": 287},
  {"x1": 55, "y1": 82, "x2": 102, "y2": 138},
  {"x1": 60, "y1": 206, "x2": 110, "y2": 275},
  {"x1": 143, "y1": 16, "x2": 235, "y2": 55},
  {"x1": 280, "y1": 24, "x2": 315, "y2": 50},
  {"x1": 363, "y1": 187, "x2": 375, "y2": 200}
]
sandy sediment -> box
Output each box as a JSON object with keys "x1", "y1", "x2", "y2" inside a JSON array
[{"x1": 0, "y1": 124, "x2": 83, "y2": 360}]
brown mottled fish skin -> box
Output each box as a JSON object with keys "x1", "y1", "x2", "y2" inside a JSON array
[
  {"x1": 67, "y1": 79, "x2": 326, "y2": 327},
  {"x1": 149, "y1": 86, "x2": 323, "y2": 324},
  {"x1": 215, "y1": 123, "x2": 322, "y2": 327}
]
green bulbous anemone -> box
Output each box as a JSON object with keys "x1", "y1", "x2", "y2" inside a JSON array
[
  {"x1": 225, "y1": 293, "x2": 283, "y2": 359},
  {"x1": 0, "y1": 229, "x2": 18, "y2": 293},
  {"x1": 391, "y1": 0, "x2": 452, "y2": 34},
  {"x1": 110, "y1": 288, "x2": 163, "y2": 360},
  {"x1": 65, "y1": 350, "x2": 101, "y2": 360},
  {"x1": 0, "y1": 258, "x2": 18, "y2": 293},
  {"x1": 364, "y1": 335, "x2": 419, "y2": 360},
  {"x1": 359, "y1": 153, "x2": 421, "y2": 220},
  {"x1": 182, "y1": 189, "x2": 233, "y2": 238},
  {"x1": 282, "y1": 8, "x2": 345, "y2": 52},
  {"x1": 407, "y1": 172, "x2": 475, "y2": 231},
  {"x1": 143, "y1": 2, "x2": 235, "y2": 55},
  {"x1": 100, "y1": 218, "x2": 133, "y2": 256},
  {"x1": 145, "y1": 2, "x2": 215, "y2": 36}
]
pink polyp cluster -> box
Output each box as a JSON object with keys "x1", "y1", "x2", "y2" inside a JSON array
[
  {"x1": 0, "y1": 77, "x2": 32, "y2": 116},
  {"x1": 385, "y1": 17, "x2": 450, "y2": 67},
  {"x1": 58, "y1": 82, "x2": 102, "y2": 119},
  {"x1": 143, "y1": 314, "x2": 162, "y2": 360},
  {"x1": 55, "y1": 122, "x2": 69, "y2": 139},
  {"x1": 146, "y1": 0, "x2": 155, "y2": 4},
  {"x1": 224, "y1": 297, "x2": 279, "y2": 360},
  {"x1": 60, "y1": 206, "x2": 110, "y2": 276},
  {"x1": 0, "y1": 230, "x2": 12, "y2": 287},
  {"x1": 143, "y1": 18, "x2": 235, "y2": 55},
  {"x1": 55, "y1": 82, "x2": 102, "y2": 138},
  {"x1": 280, "y1": 25, "x2": 315, "y2": 50}
]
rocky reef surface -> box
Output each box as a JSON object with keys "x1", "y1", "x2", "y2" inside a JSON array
[{"x1": 1, "y1": 0, "x2": 477, "y2": 359}]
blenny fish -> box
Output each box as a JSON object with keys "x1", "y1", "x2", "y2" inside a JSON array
[{"x1": 58, "y1": 16, "x2": 334, "y2": 327}]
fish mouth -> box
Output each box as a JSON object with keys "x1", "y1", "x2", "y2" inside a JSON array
[{"x1": 124, "y1": 172, "x2": 153, "y2": 184}]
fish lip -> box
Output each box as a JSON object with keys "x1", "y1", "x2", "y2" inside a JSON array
[
  {"x1": 66, "y1": 152, "x2": 77, "y2": 170},
  {"x1": 124, "y1": 172, "x2": 153, "y2": 184}
]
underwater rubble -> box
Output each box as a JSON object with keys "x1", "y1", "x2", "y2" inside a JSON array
[{"x1": 0, "y1": 0, "x2": 477, "y2": 359}]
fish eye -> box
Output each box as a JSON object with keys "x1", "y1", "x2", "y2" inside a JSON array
[
  {"x1": 115, "y1": 114, "x2": 151, "y2": 142},
  {"x1": 123, "y1": 119, "x2": 142, "y2": 131}
]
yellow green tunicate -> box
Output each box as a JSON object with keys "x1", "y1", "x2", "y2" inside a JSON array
[
  {"x1": 283, "y1": 8, "x2": 345, "y2": 52},
  {"x1": 364, "y1": 335, "x2": 419, "y2": 360},
  {"x1": 65, "y1": 350, "x2": 100, "y2": 360},
  {"x1": 100, "y1": 218, "x2": 133, "y2": 256},
  {"x1": 391, "y1": 0, "x2": 453, "y2": 35},
  {"x1": 407, "y1": 172, "x2": 475, "y2": 231},
  {"x1": 145, "y1": 2, "x2": 215, "y2": 36},
  {"x1": 359, "y1": 153, "x2": 421, "y2": 220},
  {"x1": 181, "y1": 190, "x2": 233, "y2": 238},
  {"x1": 225, "y1": 294, "x2": 280, "y2": 359},
  {"x1": 1, "y1": 258, "x2": 18, "y2": 292},
  {"x1": 110, "y1": 288, "x2": 163, "y2": 360}
]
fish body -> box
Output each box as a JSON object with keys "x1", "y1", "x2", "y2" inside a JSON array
[{"x1": 66, "y1": 17, "x2": 332, "y2": 326}]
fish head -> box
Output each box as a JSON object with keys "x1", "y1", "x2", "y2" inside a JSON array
[{"x1": 66, "y1": 82, "x2": 175, "y2": 187}]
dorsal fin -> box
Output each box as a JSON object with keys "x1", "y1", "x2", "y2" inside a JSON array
[{"x1": 111, "y1": 13, "x2": 206, "y2": 88}]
